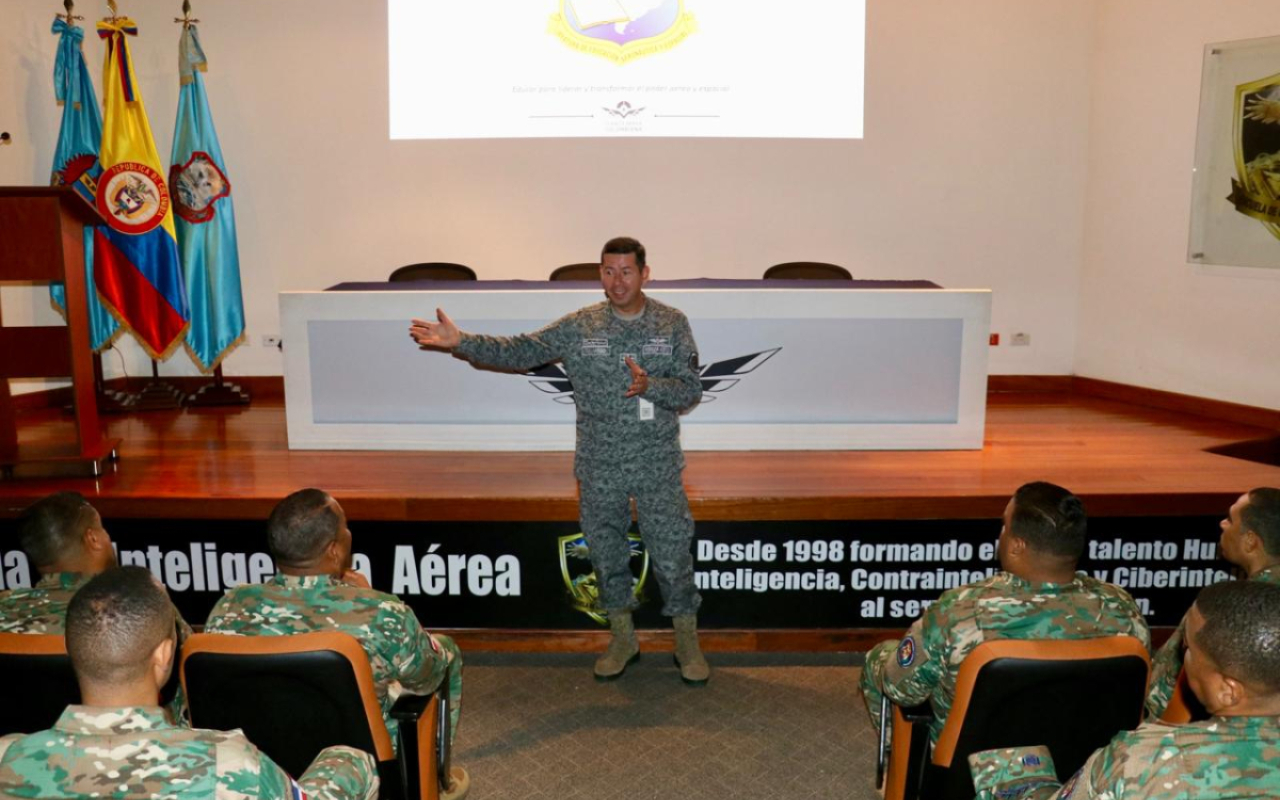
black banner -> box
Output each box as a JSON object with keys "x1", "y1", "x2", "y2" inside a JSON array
[{"x1": 0, "y1": 515, "x2": 1233, "y2": 630}]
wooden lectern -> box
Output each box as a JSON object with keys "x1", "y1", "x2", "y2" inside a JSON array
[{"x1": 0, "y1": 187, "x2": 121, "y2": 478}]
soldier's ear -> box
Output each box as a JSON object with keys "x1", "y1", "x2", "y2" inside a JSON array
[{"x1": 150, "y1": 634, "x2": 176, "y2": 687}]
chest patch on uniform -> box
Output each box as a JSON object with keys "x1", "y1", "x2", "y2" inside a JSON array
[
  {"x1": 897, "y1": 637, "x2": 916, "y2": 667},
  {"x1": 581, "y1": 338, "x2": 610, "y2": 356},
  {"x1": 643, "y1": 337, "x2": 673, "y2": 355}
]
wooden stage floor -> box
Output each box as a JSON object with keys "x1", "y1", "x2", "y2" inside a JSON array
[{"x1": 2, "y1": 389, "x2": 1278, "y2": 522}]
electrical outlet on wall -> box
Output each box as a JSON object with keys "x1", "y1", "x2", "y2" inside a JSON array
[{"x1": 1010, "y1": 332, "x2": 1030, "y2": 347}]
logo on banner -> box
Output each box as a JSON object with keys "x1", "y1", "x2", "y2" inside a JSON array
[
  {"x1": 1229, "y1": 74, "x2": 1280, "y2": 241},
  {"x1": 97, "y1": 161, "x2": 169, "y2": 235},
  {"x1": 559, "y1": 532, "x2": 650, "y2": 625},
  {"x1": 549, "y1": 1, "x2": 696, "y2": 65},
  {"x1": 526, "y1": 347, "x2": 782, "y2": 405},
  {"x1": 170, "y1": 152, "x2": 231, "y2": 224}
]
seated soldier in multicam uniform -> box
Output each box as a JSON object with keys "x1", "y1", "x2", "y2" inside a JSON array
[
  {"x1": 0, "y1": 491, "x2": 194, "y2": 722},
  {"x1": 203, "y1": 488, "x2": 469, "y2": 799},
  {"x1": 970, "y1": 579, "x2": 1280, "y2": 799},
  {"x1": 1146, "y1": 487, "x2": 1280, "y2": 718},
  {"x1": 0, "y1": 566, "x2": 378, "y2": 800},
  {"x1": 859, "y1": 481, "x2": 1151, "y2": 746}
]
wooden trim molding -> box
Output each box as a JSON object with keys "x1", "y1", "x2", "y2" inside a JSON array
[{"x1": 1072, "y1": 377, "x2": 1280, "y2": 431}]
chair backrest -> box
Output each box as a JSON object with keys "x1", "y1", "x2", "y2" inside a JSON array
[
  {"x1": 549, "y1": 262, "x2": 601, "y2": 281},
  {"x1": 388, "y1": 263, "x2": 476, "y2": 282},
  {"x1": 763, "y1": 262, "x2": 852, "y2": 280},
  {"x1": 181, "y1": 632, "x2": 395, "y2": 779},
  {"x1": 0, "y1": 633, "x2": 78, "y2": 735},
  {"x1": 928, "y1": 636, "x2": 1150, "y2": 800}
]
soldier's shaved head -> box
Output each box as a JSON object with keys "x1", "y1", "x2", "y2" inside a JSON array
[
  {"x1": 66, "y1": 566, "x2": 175, "y2": 685},
  {"x1": 1194, "y1": 580, "x2": 1280, "y2": 694},
  {"x1": 1009, "y1": 482, "x2": 1087, "y2": 560},
  {"x1": 268, "y1": 488, "x2": 342, "y2": 566},
  {"x1": 18, "y1": 491, "x2": 96, "y2": 568}
]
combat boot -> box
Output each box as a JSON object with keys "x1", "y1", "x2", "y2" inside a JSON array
[
  {"x1": 593, "y1": 610, "x2": 640, "y2": 680},
  {"x1": 673, "y1": 614, "x2": 710, "y2": 685},
  {"x1": 441, "y1": 766, "x2": 470, "y2": 800}
]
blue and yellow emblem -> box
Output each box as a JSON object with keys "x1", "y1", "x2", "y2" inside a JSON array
[
  {"x1": 549, "y1": 0, "x2": 695, "y2": 65},
  {"x1": 558, "y1": 532, "x2": 650, "y2": 625}
]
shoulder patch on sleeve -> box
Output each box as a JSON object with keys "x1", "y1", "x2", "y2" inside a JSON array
[{"x1": 897, "y1": 636, "x2": 916, "y2": 667}]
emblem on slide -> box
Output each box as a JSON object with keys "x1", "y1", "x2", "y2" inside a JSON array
[
  {"x1": 1229, "y1": 72, "x2": 1280, "y2": 241},
  {"x1": 170, "y1": 151, "x2": 231, "y2": 224},
  {"x1": 559, "y1": 532, "x2": 650, "y2": 625},
  {"x1": 549, "y1": 0, "x2": 696, "y2": 65},
  {"x1": 96, "y1": 161, "x2": 169, "y2": 235},
  {"x1": 525, "y1": 347, "x2": 782, "y2": 405}
]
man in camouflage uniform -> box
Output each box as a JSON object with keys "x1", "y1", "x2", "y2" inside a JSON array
[
  {"x1": 859, "y1": 482, "x2": 1151, "y2": 745},
  {"x1": 969, "y1": 580, "x2": 1280, "y2": 799},
  {"x1": 1146, "y1": 486, "x2": 1280, "y2": 718},
  {"x1": 0, "y1": 491, "x2": 193, "y2": 722},
  {"x1": 203, "y1": 488, "x2": 468, "y2": 798},
  {"x1": 0, "y1": 566, "x2": 378, "y2": 800},
  {"x1": 409, "y1": 236, "x2": 708, "y2": 684},
  {"x1": 0, "y1": 492, "x2": 120, "y2": 633}
]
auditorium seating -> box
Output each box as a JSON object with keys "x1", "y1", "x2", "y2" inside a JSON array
[
  {"x1": 877, "y1": 636, "x2": 1150, "y2": 800},
  {"x1": 549, "y1": 262, "x2": 601, "y2": 281},
  {"x1": 763, "y1": 261, "x2": 852, "y2": 280},
  {"x1": 181, "y1": 631, "x2": 449, "y2": 800},
  {"x1": 0, "y1": 633, "x2": 78, "y2": 735},
  {"x1": 389, "y1": 263, "x2": 477, "y2": 281}
]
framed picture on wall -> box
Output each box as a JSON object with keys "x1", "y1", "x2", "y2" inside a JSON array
[{"x1": 1188, "y1": 34, "x2": 1280, "y2": 270}]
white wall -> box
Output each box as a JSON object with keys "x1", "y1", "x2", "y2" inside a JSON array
[
  {"x1": 3, "y1": 1, "x2": 1095, "y2": 388},
  {"x1": 1077, "y1": 2, "x2": 1280, "y2": 409}
]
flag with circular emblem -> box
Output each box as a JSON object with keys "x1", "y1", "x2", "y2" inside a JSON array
[{"x1": 94, "y1": 15, "x2": 190, "y2": 360}]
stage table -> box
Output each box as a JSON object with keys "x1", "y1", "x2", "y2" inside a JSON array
[{"x1": 279, "y1": 279, "x2": 991, "y2": 451}]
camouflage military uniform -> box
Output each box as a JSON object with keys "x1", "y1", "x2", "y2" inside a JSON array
[
  {"x1": 204, "y1": 573, "x2": 461, "y2": 747},
  {"x1": 1146, "y1": 564, "x2": 1280, "y2": 718},
  {"x1": 859, "y1": 572, "x2": 1150, "y2": 744},
  {"x1": 0, "y1": 705, "x2": 377, "y2": 800},
  {"x1": 969, "y1": 715, "x2": 1280, "y2": 799},
  {"x1": 0, "y1": 571, "x2": 194, "y2": 723},
  {"x1": 0, "y1": 572, "x2": 93, "y2": 633},
  {"x1": 455, "y1": 298, "x2": 704, "y2": 616}
]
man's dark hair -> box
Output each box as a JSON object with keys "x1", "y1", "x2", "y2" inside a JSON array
[
  {"x1": 1242, "y1": 487, "x2": 1280, "y2": 557},
  {"x1": 1195, "y1": 580, "x2": 1280, "y2": 694},
  {"x1": 66, "y1": 566, "x2": 175, "y2": 684},
  {"x1": 17, "y1": 491, "x2": 95, "y2": 568},
  {"x1": 601, "y1": 236, "x2": 646, "y2": 268},
  {"x1": 1009, "y1": 481, "x2": 1088, "y2": 559},
  {"x1": 267, "y1": 488, "x2": 340, "y2": 566}
]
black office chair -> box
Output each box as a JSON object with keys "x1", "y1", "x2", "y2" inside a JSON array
[
  {"x1": 182, "y1": 631, "x2": 449, "y2": 800},
  {"x1": 763, "y1": 262, "x2": 852, "y2": 280},
  {"x1": 878, "y1": 636, "x2": 1150, "y2": 800},
  {"x1": 549, "y1": 262, "x2": 601, "y2": 281},
  {"x1": 389, "y1": 263, "x2": 476, "y2": 282},
  {"x1": 0, "y1": 633, "x2": 79, "y2": 735}
]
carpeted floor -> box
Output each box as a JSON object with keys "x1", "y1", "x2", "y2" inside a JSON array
[{"x1": 453, "y1": 652, "x2": 879, "y2": 800}]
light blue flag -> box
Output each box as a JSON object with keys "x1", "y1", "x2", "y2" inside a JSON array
[
  {"x1": 170, "y1": 23, "x2": 244, "y2": 372},
  {"x1": 50, "y1": 17, "x2": 121, "y2": 352}
]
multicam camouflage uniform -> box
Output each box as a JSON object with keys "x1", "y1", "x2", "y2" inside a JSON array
[
  {"x1": 454, "y1": 298, "x2": 704, "y2": 616},
  {"x1": 968, "y1": 715, "x2": 1280, "y2": 799},
  {"x1": 0, "y1": 706, "x2": 377, "y2": 800},
  {"x1": 0, "y1": 571, "x2": 195, "y2": 723},
  {"x1": 859, "y1": 572, "x2": 1151, "y2": 744},
  {"x1": 1145, "y1": 564, "x2": 1280, "y2": 718},
  {"x1": 0, "y1": 572, "x2": 93, "y2": 634},
  {"x1": 203, "y1": 573, "x2": 461, "y2": 747}
]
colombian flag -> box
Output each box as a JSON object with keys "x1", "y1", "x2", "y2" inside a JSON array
[{"x1": 95, "y1": 16, "x2": 189, "y2": 360}]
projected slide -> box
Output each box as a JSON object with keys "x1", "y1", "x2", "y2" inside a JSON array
[{"x1": 388, "y1": 0, "x2": 865, "y2": 139}]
